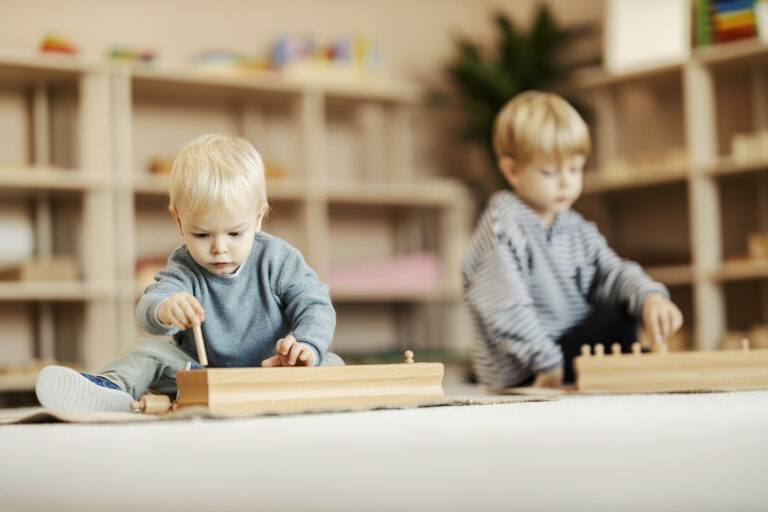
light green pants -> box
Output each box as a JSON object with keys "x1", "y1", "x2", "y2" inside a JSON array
[{"x1": 98, "y1": 336, "x2": 345, "y2": 400}]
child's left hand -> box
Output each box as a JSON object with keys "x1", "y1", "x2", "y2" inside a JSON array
[
  {"x1": 261, "y1": 335, "x2": 316, "y2": 367},
  {"x1": 642, "y1": 293, "x2": 684, "y2": 344}
]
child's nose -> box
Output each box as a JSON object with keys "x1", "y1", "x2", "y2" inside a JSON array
[{"x1": 211, "y1": 237, "x2": 228, "y2": 254}]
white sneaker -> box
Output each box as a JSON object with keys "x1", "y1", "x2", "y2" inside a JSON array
[{"x1": 35, "y1": 365, "x2": 134, "y2": 412}]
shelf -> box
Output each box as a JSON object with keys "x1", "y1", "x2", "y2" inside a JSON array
[
  {"x1": 571, "y1": 63, "x2": 682, "y2": 90},
  {"x1": 131, "y1": 174, "x2": 309, "y2": 202},
  {"x1": 581, "y1": 167, "x2": 689, "y2": 194},
  {"x1": 330, "y1": 285, "x2": 461, "y2": 303},
  {"x1": 0, "y1": 282, "x2": 115, "y2": 301},
  {"x1": 128, "y1": 64, "x2": 419, "y2": 103},
  {"x1": 0, "y1": 49, "x2": 94, "y2": 87},
  {"x1": 645, "y1": 264, "x2": 694, "y2": 287},
  {"x1": 714, "y1": 260, "x2": 768, "y2": 282},
  {"x1": 0, "y1": 372, "x2": 36, "y2": 392},
  {"x1": 707, "y1": 156, "x2": 768, "y2": 177},
  {"x1": 694, "y1": 38, "x2": 768, "y2": 68},
  {"x1": 0, "y1": 166, "x2": 110, "y2": 192},
  {"x1": 325, "y1": 179, "x2": 469, "y2": 207}
]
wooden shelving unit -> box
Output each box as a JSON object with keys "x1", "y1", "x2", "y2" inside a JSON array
[
  {"x1": 0, "y1": 50, "x2": 472, "y2": 391},
  {"x1": 574, "y1": 38, "x2": 768, "y2": 351}
]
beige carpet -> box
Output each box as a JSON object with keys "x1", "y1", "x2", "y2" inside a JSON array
[{"x1": 1, "y1": 387, "x2": 766, "y2": 512}]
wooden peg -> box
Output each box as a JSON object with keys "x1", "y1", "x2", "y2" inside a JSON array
[
  {"x1": 741, "y1": 338, "x2": 750, "y2": 351},
  {"x1": 404, "y1": 350, "x2": 414, "y2": 364},
  {"x1": 193, "y1": 323, "x2": 208, "y2": 367},
  {"x1": 580, "y1": 344, "x2": 591, "y2": 357},
  {"x1": 594, "y1": 343, "x2": 605, "y2": 357},
  {"x1": 658, "y1": 341, "x2": 668, "y2": 354},
  {"x1": 611, "y1": 343, "x2": 621, "y2": 356},
  {"x1": 130, "y1": 394, "x2": 172, "y2": 415},
  {"x1": 632, "y1": 342, "x2": 642, "y2": 356}
]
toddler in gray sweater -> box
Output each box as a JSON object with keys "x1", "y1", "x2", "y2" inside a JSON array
[{"x1": 36, "y1": 133, "x2": 339, "y2": 412}]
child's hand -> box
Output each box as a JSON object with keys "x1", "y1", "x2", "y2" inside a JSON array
[
  {"x1": 642, "y1": 293, "x2": 684, "y2": 344},
  {"x1": 157, "y1": 292, "x2": 205, "y2": 331},
  {"x1": 532, "y1": 366, "x2": 564, "y2": 388},
  {"x1": 261, "y1": 335, "x2": 316, "y2": 367}
]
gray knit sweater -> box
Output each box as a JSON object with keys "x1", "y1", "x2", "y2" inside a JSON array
[
  {"x1": 136, "y1": 231, "x2": 336, "y2": 367},
  {"x1": 462, "y1": 191, "x2": 668, "y2": 388}
]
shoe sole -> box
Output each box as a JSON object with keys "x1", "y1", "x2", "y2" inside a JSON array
[{"x1": 35, "y1": 366, "x2": 135, "y2": 412}]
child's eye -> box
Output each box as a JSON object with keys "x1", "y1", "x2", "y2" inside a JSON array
[
  {"x1": 193, "y1": 233, "x2": 208, "y2": 238},
  {"x1": 228, "y1": 232, "x2": 241, "y2": 237},
  {"x1": 540, "y1": 169, "x2": 555, "y2": 177}
]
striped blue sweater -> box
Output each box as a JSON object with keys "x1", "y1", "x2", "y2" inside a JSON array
[{"x1": 462, "y1": 190, "x2": 668, "y2": 388}]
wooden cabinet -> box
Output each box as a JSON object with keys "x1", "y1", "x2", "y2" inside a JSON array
[
  {"x1": 573, "y1": 38, "x2": 768, "y2": 351},
  {"x1": 0, "y1": 50, "x2": 473, "y2": 393}
]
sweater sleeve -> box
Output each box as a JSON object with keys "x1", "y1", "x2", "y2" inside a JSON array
[
  {"x1": 135, "y1": 261, "x2": 195, "y2": 336},
  {"x1": 276, "y1": 249, "x2": 336, "y2": 366},
  {"x1": 464, "y1": 242, "x2": 564, "y2": 373},
  {"x1": 585, "y1": 223, "x2": 669, "y2": 317}
]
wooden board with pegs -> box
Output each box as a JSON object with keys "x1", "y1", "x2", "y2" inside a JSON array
[
  {"x1": 574, "y1": 339, "x2": 768, "y2": 393},
  {"x1": 131, "y1": 350, "x2": 445, "y2": 416}
]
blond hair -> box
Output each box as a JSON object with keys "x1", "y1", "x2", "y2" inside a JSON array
[
  {"x1": 169, "y1": 133, "x2": 268, "y2": 216},
  {"x1": 493, "y1": 91, "x2": 591, "y2": 165}
]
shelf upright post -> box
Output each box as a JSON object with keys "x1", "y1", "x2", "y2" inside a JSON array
[
  {"x1": 111, "y1": 65, "x2": 138, "y2": 346},
  {"x1": 748, "y1": 68, "x2": 768, "y2": 324},
  {"x1": 683, "y1": 60, "x2": 725, "y2": 350},
  {"x1": 79, "y1": 66, "x2": 118, "y2": 370},
  {"x1": 298, "y1": 88, "x2": 330, "y2": 279},
  {"x1": 31, "y1": 82, "x2": 55, "y2": 361}
]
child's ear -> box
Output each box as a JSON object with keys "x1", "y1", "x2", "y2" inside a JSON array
[
  {"x1": 255, "y1": 204, "x2": 268, "y2": 231},
  {"x1": 498, "y1": 156, "x2": 518, "y2": 186},
  {"x1": 169, "y1": 206, "x2": 184, "y2": 236}
]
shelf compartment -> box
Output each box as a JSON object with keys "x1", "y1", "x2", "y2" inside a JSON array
[
  {"x1": 714, "y1": 260, "x2": 768, "y2": 281},
  {"x1": 0, "y1": 166, "x2": 109, "y2": 192},
  {"x1": 0, "y1": 281, "x2": 115, "y2": 301},
  {"x1": 582, "y1": 166, "x2": 689, "y2": 194},
  {"x1": 645, "y1": 264, "x2": 694, "y2": 287}
]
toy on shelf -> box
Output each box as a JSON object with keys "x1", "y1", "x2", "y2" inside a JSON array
[
  {"x1": 574, "y1": 339, "x2": 768, "y2": 393},
  {"x1": 108, "y1": 46, "x2": 155, "y2": 64},
  {"x1": 39, "y1": 33, "x2": 78, "y2": 55},
  {"x1": 131, "y1": 350, "x2": 445, "y2": 416},
  {"x1": 695, "y1": 0, "x2": 758, "y2": 46}
]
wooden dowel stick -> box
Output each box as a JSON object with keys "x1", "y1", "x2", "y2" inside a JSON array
[{"x1": 193, "y1": 324, "x2": 208, "y2": 367}]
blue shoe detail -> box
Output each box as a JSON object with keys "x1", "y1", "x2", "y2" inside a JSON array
[{"x1": 81, "y1": 373, "x2": 121, "y2": 390}]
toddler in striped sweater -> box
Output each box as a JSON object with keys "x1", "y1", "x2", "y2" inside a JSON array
[{"x1": 462, "y1": 91, "x2": 683, "y2": 389}]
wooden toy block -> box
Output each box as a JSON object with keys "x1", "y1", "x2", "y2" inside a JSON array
[
  {"x1": 575, "y1": 345, "x2": 768, "y2": 393},
  {"x1": 134, "y1": 350, "x2": 444, "y2": 416}
]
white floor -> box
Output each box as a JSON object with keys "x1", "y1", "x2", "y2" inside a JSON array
[{"x1": 1, "y1": 389, "x2": 767, "y2": 512}]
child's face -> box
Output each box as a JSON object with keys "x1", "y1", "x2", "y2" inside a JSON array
[
  {"x1": 170, "y1": 203, "x2": 266, "y2": 275},
  {"x1": 501, "y1": 154, "x2": 585, "y2": 225}
]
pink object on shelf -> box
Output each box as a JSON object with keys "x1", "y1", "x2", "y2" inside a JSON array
[{"x1": 326, "y1": 253, "x2": 442, "y2": 293}]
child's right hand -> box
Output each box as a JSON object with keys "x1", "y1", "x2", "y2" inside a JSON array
[{"x1": 157, "y1": 292, "x2": 205, "y2": 331}]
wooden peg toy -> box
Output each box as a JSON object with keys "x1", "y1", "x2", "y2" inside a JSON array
[
  {"x1": 130, "y1": 394, "x2": 172, "y2": 415},
  {"x1": 611, "y1": 343, "x2": 621, "y2": 356},
  {"x1": 742, "y1": 338, "x2": 750, "y2": 351},
  {"x1": 658, "y1": 341, "x2": 668, "y2": 354},
  {"x1": 594, "y1": 343, "x2": 605, "y2": 357},
  {"x1": 193, "y1": 323, "x2": 208, "y2": 367},
  {"x1": 404, "y1": 350, "x2": 414, "y2": 364},
  {"x1": 580, "y1": 344, "x2": 591, "y2": 357},
  {"x1": 632, "y1": 342, "x2": 642, "y2": 356}
]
